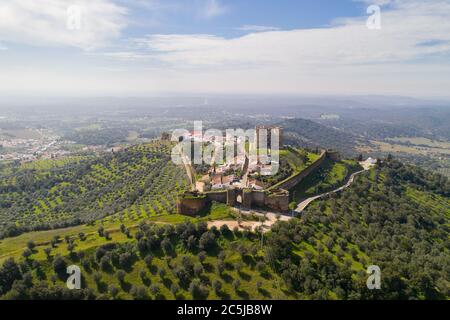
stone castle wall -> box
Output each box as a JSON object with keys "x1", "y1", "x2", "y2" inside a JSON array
[
  {"x1": 177, "y1": 150, "x2": 340, "y2": 216},
  {"x1": 269, "y1": 151, "x2": 328, "y2": 191},
  {"x1": 205, "y1": 191, "x2": 228, "y2": 203},
  {"x1": 176, "y1": 196, "x2": 207, "y2": 216},
  {"x1": 265, "y1": 192, "x2": 290, "y2": 212}
]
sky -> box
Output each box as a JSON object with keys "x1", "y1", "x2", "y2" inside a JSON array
[{"x1": 0, "y1": 0, "x2": 450, "y2": 98}]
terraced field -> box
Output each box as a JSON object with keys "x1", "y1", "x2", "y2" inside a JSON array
[{"x1": 0, "y1": 141, "x2": 189, "y2": 237}]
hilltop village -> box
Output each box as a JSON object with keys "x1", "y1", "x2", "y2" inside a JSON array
[{"x1": 176, "y1": 126, "x2": 344, "y2": 216}]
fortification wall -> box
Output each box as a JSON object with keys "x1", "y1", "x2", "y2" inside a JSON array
[
  {"x1": 178, "y1": 150, "x2": 339, "y2": 215},
  {"x1": 242, "y1": 189, "x2": 253, "y2": 208},
  {"x1": 176, "y1": 197, "x2": 207, "y2": 216},
  {"x1": 265, "y1": 192, "x2": 290, "y2": 212},
  {"x1": 206, "y1": 191, "x2": 228, "y2": 203},
  {"x1": 251, "y1": 191, "x2": 266, "y2": 207},
  {"x1": 270, "y1": 151, "x2": 327, "y2": 191}
]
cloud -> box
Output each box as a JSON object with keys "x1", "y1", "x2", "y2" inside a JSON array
[
  {"x1": 2, "y1": 0, "x2": 450, "y2": 97},
  {"x1": 200, "y1": 0, "x2": 228, "y2": 18},
  {"x1": 237, "y1": 25, "x2": 280, "y2": 32},
  {"x1": 130, "y1": 0, "x2": 450, "y2": 68},
  {"x1": 0, "y1": 0, "x2": 128, "y2": 50}
]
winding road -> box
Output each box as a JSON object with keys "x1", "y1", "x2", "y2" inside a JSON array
[
  {"x1": 206, "y1": 163, "x2": 373, "y2": 233},
  {"x1": 294, "y1": 169, "x2": 367, "y2": 214}
]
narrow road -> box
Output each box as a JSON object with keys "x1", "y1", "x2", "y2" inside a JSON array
[
  {"x1": 294, "y1": 169, "x2": 367, "y2": 213},
  {"x1": 207, "y1": 169, "x2": 369, "y2": 233}
]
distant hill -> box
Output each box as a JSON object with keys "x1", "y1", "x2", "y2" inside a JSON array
[{"x1": 279, "y1": 118, "x2": 364, "y2": 157}]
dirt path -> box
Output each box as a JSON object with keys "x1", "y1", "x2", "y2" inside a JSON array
[{"x1": 208, "y1": 208, "x2": 292, "y2": 233}]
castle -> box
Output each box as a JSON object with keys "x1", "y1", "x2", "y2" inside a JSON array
[{"x1": 176, "y1": 138, "x2": 341, "y2": 216}]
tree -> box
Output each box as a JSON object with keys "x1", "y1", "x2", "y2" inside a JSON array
[
  {"x1": 22, "y1": 271, "x2": 33, "y2": 288},
  {"x1": 97, "y1": 225, "x2": 104, "y2": 237},
  {"x1": 158, "y1": 267, "x2": 166, "y2": 279},
  {"x1": 198, "y1": 251, "x2": 206, "y2": 264},
  {"x1": 0, "y1": 258, "x2": 22, "y2": 295},
  {"x1": 77, "y1": 251, "x2": 85, "y2": 261},
  {"x1": 212, "y1": 279, "x2": 222, "y2": 294},
  {"x1": 100, "y1": 255, "x2": 111, "y2": 271},
  {"x1": 26, "y1": 240, "x2": 35, "y2": 250},
  {"x1": 109, "y1": 285, "x2": 119, "y2": 299},
  {"x1": 144, "y1": 255, "x2": 153, "y2": 268},
  {"x1": 217, "y1": 261, "x2": 225, "y2": 275},
  {"x1": 149, "y1": 284, "x2": 160, "y2": 296},
  {"x1": 218, "y1": 251, "x2": 226, "y2": 261},
  {"x1": 189, "y1": 279, "x2": 207, "y2": 299},
  {"x1": 232, "y1": 279, "x2": 241, "y2": 292},
  {"x1": 256, "y1": 261, "x2": 265, "y2": 273},
  {"x1": 161, "y1": 238, "x2": 173, "y2": 255},
  {"x1": 22, "y1": 248, "x2": 32, "y2": 259},
  {"x1": 67, "y1": 242, "x2": 76, "y2": 254},
  {"x1": 256, "y1": 281, "x2": 262, "y2": 291},
  {"x1": 51, "y1": 236, "x2": 59, "y2": 248},
  {"x1": 116, "y1": 270, "x2": 126, "y2": 283},
  {"x1": 137, "y1": 238, "x2": 147, "y2": 253},
  {"x1": 186, "y1": 235, "x2": 197, "y2": 251},
  {"x1": 199, "y1": 231, "x2": 216, "y2": 251},
  {"x1": 93, "y1": 272, "x2": 102, "y2": 284},
  {"x1": 219, "y1": 224, "x2": 230, "y2": 235},
  {"x1": 170, "y1": 283, "x2": 180, "y2": 297},
  {"x1": 234, "y1": 261, "x2": 243, "y2": 273},
  {"x1": 193, "y1": 264, "x2": 204, "y2": 277},
  {"x1": 44, "y1": 247, "x2": 52, "y2": 260},
  {"x1": 119, "y1": 252, "x2": 132, "y2": 268},
  {"x1": 131, "y1": 285, "x2": 148, "y2": 300},
  {"x1": 53, "y1": 256, "x2": 67, "y2": 276},
  {"x1": 139, "y1": 270, "x2": 147, "y2": 282},
  {"x1": 95, "y1": 247, "x2": 106, "y2": 262}
]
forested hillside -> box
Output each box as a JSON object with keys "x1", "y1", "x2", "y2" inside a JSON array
[
  {"x1": 0, "y1": 157, "x2": 447, "y2": 300},
  {"x1": 268, "y1": 158, "x2": 449, "y2": 299}
]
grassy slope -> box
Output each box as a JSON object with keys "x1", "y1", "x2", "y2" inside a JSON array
[
  {"x1": 291, "y1": 158, "x2": 362, "y2": 203},
  {"x1": 0, "y1": 203, "x2": 235, "y2": 264}
]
